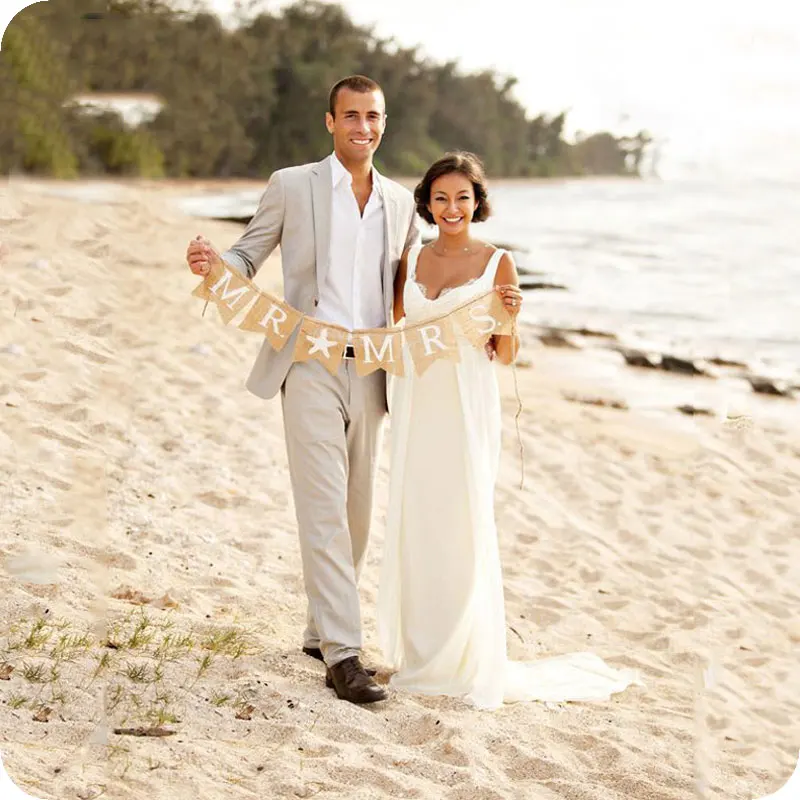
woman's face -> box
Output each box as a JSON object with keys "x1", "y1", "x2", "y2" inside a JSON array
[{"x1": 427, "y1": 172, "x2": 477, "y2": 235}]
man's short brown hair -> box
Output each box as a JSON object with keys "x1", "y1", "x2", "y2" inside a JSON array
[
  {"x1": 328, "y1": 75, "x2": 383, "y2": 117},
  {"x1": 414, "y1": 151, "x2": 492, "y2": 225}
]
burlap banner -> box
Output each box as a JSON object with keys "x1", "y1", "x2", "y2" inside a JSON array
[
  {"x1": 193, "y1": 262, "x2": 514, "y2": 375},
  {"x1": 293, "y1": 317, "x2": 350, "y2": 375},
  {"x1": 404, "y1": 317, "x2": 460, "y2": 375},
  {"x1": 350, "y1": 329, "x2": 405, "y2": 377},
  {"x1": 239, "y1": 293, "x2": 303, "y2": 351},
  {"x1": 192, "y1": 263, "x2": 256, "y2": 325},
  {"x1": 454, "y1": 290, "x2": 515, "y2": 344}
]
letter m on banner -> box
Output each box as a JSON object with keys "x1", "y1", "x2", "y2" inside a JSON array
[
  {"x1": 352, "y1": 330, "x2": 404, "y2": 376},
  {"x1": 193, "y1": 264, "x2": 256, "y2": 324}
]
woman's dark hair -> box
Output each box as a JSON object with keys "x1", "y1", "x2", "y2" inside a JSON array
[{"x1": 414, "y1": 151, "x2": 492, "y2": 225}]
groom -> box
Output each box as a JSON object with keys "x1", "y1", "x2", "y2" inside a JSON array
[{"x1": 186, "y1": 75, "x2": 420, "y2": 703}]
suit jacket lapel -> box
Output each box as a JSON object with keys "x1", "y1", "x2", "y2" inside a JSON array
[
  {"x1": 378, "y1": 174, "x2": 397, "y2": 315},
  {"x1": 310, "y1": 158, "x2": 332, "y2": 294}
]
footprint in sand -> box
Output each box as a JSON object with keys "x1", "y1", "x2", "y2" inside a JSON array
[
  {"x1": 489, "y1": 739, "x2": 573, "y2": 782},
  {"x1": 528, "y1": 606, "x2": 562, "y2": 628},
  {"x1": 752, "y1": 478, "x2": 792, "y2": 498},
  {"x1": 5, "y1": 549, "x2": 61, "y2": 585},
  {"x1": 61, "y1": 341, "x2": 114, "y2": 365},
  {"x1": 28, "y1": 427, "x2": 87, "y2": 450},
  {"x1": 327, "y1": 766, "x2": 421, "y2": 798},
  {"x1": 19, "y1": 371, "x2": 46, "y2": 382},
  {"x1": 430, "y1": 738, "x2": 470, "y2": 767},
  {"x1": 397, "y1": 713, "x2": 449, "y2": 747}
]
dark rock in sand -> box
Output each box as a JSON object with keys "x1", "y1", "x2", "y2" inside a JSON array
[
  {"x1": 660, "y1": 355, "x2": 716, "y2": 377},
  {"x1": 563, "y1": 391, "x2": 628, "y2": 411},
  {"x1": 676, "y1": 404, "x2": 715, "y2": 417},
  {"x1": 536, "y1": 329, "x2": 582, "y2": 349},
  {"x1": 565, "y1": 327, "x2": 618, "y2": 340},
  {"x1": 615, "y1": 348, "x2": 715, "y2": 377},
  {"x1": 708, "y1": 356, "x2": 748, "y2": 369},
  {"x1": 516, "y1": 265, "x2": 548, "y2": 277},
  {"x1": 617, "y1": 348, "x2": 661, "y2": 369},
  {"x1": 745, "y1": 375, "x2": 796, "y2": 398}
]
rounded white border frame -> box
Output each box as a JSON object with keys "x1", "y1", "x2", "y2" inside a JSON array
[
  {"x1": 0, "y1": 750, "x2": 45, "y2": 800},
  {"x1": 755, "y1": 750, "x2": 800, "y2": 799},
  {"x1": 0, "y1": 1, "x2": 49, "y2": 50}
]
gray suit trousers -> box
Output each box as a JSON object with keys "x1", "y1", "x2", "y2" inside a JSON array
[{"x1": 281, "y1": 359, "x2": 386, "y2": 667}]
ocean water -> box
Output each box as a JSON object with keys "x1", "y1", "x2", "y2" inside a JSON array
[{"x1": 476, "y1": 177, "x2": 800, "y2": 379}]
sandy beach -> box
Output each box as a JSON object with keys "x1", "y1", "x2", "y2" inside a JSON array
[{"x1": 1, "y1": 179, "x2": 799, "y2": 800}]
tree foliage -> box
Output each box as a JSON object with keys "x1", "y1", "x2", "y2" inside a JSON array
[{"x1": 0, "y1": 0, "x2": 651, "y2": 178}]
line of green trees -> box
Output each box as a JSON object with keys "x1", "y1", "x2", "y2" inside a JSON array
[{"x1": 0, "y1": 0, "x2": 652, "y2": 179}]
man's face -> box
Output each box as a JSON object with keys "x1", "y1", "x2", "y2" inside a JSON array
[{"x1": 325, "y1": 88, "x2": 386, "y2": 165}]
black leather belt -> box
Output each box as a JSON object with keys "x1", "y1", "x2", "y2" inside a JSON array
[{"x1": 343, "y1": 345, "x2": 356, "y2": 360}]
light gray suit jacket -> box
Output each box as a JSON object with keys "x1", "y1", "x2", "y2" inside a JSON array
[{"x1": 222, "y1": 156, "x2": 421, "y2": 400}]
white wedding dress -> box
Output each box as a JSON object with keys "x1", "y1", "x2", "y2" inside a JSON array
[{"x1": 378, "y1": 244, "x2": 640, "y2": 710}]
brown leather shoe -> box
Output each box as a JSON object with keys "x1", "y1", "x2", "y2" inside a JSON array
[
  {"x1": 325, "y1": 656, "x2": 387, "y2": 704},
  {"x1": 303, "y1": 647, "x2": 376, "y2": 676}
]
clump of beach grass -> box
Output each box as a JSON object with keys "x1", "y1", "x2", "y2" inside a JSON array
[{"x1": 0, "y1": 608, "x2": 262, "y2": 735}]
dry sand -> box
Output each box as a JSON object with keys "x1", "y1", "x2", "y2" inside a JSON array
[{"x1": 1, "y1": 179, "x2": 799, "y2": 800}]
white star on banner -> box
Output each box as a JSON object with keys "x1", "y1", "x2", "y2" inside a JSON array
[{"x1": 306, "y1": 328, "x2": 337, "y2": 358}]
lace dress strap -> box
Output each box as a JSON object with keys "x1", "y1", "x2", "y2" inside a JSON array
[
  {"x1": 482, "y1": 248, "x2": 506, "y2": 286},
  {"x1": 407, "y1": 244, "x2": 423, "y2": 281}
]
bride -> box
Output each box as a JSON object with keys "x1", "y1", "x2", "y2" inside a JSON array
[{"x1": 378, "y1": 152, "x2": 640, "y2": 710}]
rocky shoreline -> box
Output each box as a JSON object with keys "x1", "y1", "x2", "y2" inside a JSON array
[{"x1": 521, "y1": 320, "x2": 798, "y2": 408}]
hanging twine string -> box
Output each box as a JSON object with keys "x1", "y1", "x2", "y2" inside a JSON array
[{"x1": 510, "y1": 315, "x2": 525, "y2": 491}]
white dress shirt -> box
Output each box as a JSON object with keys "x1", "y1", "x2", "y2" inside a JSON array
[{"x1": 315, "y1": 152, "x2": 386, "y2": 332}]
